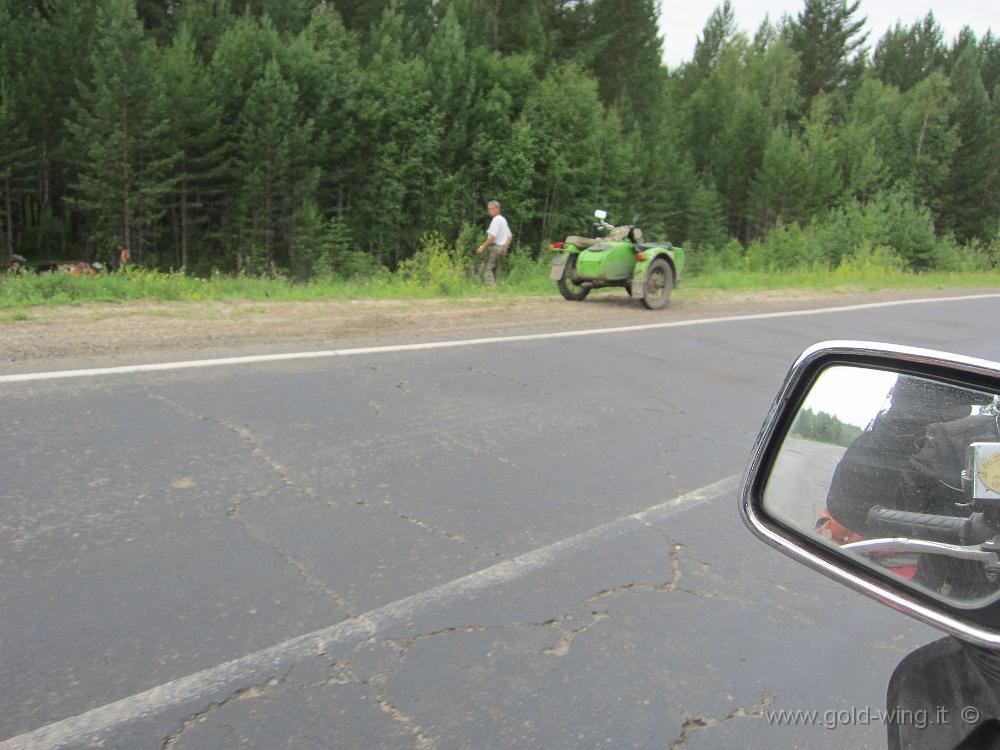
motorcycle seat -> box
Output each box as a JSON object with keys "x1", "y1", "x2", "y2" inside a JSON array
[{"x1": 564, "y1": 236, "x2": 599, "y2": 249}]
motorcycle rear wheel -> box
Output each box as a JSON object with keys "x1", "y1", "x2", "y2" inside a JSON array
[
  {"x1": 641, "y1": 258, "x2": 673, "y2": 310},
  {"x1": 558, "y1": 255, "x2": 590, "y2": 301}
]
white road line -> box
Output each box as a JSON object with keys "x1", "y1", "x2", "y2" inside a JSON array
[
  {"x1": 0, "y1": 475, "x2": 738, "y2": 750},
  {"x1": 3, "y1": 293, "x2": 999, "y2": 384}
]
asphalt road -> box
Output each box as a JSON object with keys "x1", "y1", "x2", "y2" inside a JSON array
[
  {"x1": 3, "y1": 294, "x2": 1000, "y2": 749},
  {"x1": 765, "y1": 437, "x2": 847, "y2": 534}
]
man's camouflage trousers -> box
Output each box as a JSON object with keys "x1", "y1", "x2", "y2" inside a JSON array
[{"x1": 482, "y1": 244, "x2": 505, "y2": 286}]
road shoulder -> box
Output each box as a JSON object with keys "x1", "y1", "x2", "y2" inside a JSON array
[{"x1": 2, "y1": 287, "x2": 996, "y2": 374}]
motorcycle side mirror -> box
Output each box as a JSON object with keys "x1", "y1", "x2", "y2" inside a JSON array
[
  {"x1": 594, "y1": 209, "x2": 607, "y2": 221},
  {"x1": 742, "y1": 341, "x2": 1000, "y2": 647}
]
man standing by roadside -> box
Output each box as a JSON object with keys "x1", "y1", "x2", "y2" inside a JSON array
[{"x1": 476, "y1": 200, "x2": 511, "y2": 287}]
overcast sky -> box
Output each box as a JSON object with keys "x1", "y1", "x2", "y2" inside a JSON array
[
  {"x1": 798, "y1": 366, "x2": 896, "y2": 428},
  {"x1": 659, "y1": 1, "x2": 997, "y2": 69}
]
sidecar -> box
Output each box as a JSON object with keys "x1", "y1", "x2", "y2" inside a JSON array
[{"x1": 549, "y1": 210, "x2": 685, "y2": 310}]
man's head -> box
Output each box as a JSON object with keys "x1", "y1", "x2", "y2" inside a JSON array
[{"x1": 487, "y1": 200, "x2": 500, "y2": 217}]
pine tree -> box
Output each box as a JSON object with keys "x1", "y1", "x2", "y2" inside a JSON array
[
  {"x1": 357, "y1": 0, "x2": 424, "y2": 62},
  {"x1": 0, "y1": 76, "x2": 32, "y2": 265},
  {"x1": 689, "y1": 40, "x2": 769, "y2": 241},
  {"x1": 244, "y1": 0, "x2": 318, "y2": 34},
  {"x1": 523, "y1": 62, "x2": 605, "y2": 241},
  {"x1": 438, "y1": 0, "x2": 547, "y2": 55},
  {"x1": 787, "y1": 0, "x2": 868, "y2": 100},
  {"x1": 891, "y1": 71, "x2": 958, "y2": 211},
  {"x1": 941, "y1": 47, "x2": 995, "y2": 242},
  {"x1": 302, "y1": 5, "x2": 362, "y2": 224},
  {"x1": 947, "y1": 28, "x2": 979, "y2": 74},
  {"x1": 176, "y1": 0, "x2": 233, "y2": 62},
  {"x1": 0, "y1": 3, "x2": 27, "y2": 265},
  {"x1": 588, "y1": 107, "x2": 636, "y2": 218},
  {"x1": 209, "y1": 13, "x2": 283, "y2": 126},
  {"x1": 290, "y1": 198, "x2": 326, "y2": 280},
  {"x1": 67, "y1": 0, "x2": 173, "y2": 261},
  {"x1": 829, "y1": 77, "x2": 892, "y2": 204},
  {"x1": 586, "y1": 0, "x2": 666, "y2": 128},
  {"x1": 801, "y1": 97, "x2": 843, "y2": 215},
  {"x1": 632, "y1": 115, "x2": 697, "y2": 244},
  {"x1": 465, "y1": 51, "x2": 538, "y2": 231},
  {"x1": 158, "y1": 25, "x2": 227, "y2": 271},
  {"x1": 980, "y1": 32, "x2": 1000, "y2": 96},
  {"x1": 746, "y1": 34, "x2": 802, "y2": 128},
  {"x1": 686, "y1": 175, "x2": 727, "y2": 250},
  {"x1": 992, "y1": 82, "x2": 1000, "y2": 236},
  {"x1": 136, "y1": 0, "x2": 178, "y2": 44},
  {"x1": 336, "y1": 0, "x2": 433, "y2": 45},
  {"x1": 748, "y1": 127, "x2": 810, "y2": 234},
  {"x1": 480, "y1": 116, "x2": 536, "y2": 237},
  {"x1": 352, "y1": 6, "x2": 442, "y2": 263},
  {"x1": 426, "y1": 7, "x2": 476, "y2": 229},
  {"x1": 873, "y1": 13, "x2": 946, "y2": 92},
  {"x1": 539, "y1": 0, "x2": 591, "y2": 62},
  {"x1": 494, "y1": 1, "x2": 546, "y2": 56},
  {"x1": 208, "y1": 13, "x2": 285, "y2": 265},
  {"x1": 0, "y1": 0, "x2": 40, "y2": 264},
  {"x1": 237, "y1": 59, "x2": 319, "y2": 274},
  {"x1": 10, "y1": 0, "x2": 97, "y2": 256},
  {"x1": 692, "y1": 1, "x2": 737, "y2": 76}
]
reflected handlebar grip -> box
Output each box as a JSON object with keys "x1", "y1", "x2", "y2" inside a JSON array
[{"x1": 866, "y1": 505, "x2": 977, "y2": 545}]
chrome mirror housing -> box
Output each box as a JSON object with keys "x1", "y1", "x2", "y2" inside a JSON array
[{"x1": 742, "y1": 341, "x2": 1000, "y2": 646}]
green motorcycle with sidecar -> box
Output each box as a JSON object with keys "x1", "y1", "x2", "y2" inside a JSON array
[{"x1": 549, "y1": 210, "x2": 685, "y2": 310}]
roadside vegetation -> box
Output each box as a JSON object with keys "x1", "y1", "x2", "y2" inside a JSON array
[
  {"x1": 4, "y1": 201, "x2": 1000, "y2": 309},
  {"x1": 2, "y1": 0, "x2": 999, "y2": 312},
  {"x1": 4, "y1": 241, "x2": 1000, "y2": 311},
  {"x1": 792, "y1": 408, "x2": 864, "y2": 447}
]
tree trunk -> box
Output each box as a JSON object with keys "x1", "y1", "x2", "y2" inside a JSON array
[
  {"x1": 2, "y1": 173, "x2": 13, "y2": 266},
  {"x1": 181, "y1": 181, "x2": 189, "y2": 271},
  {"x1": 915, "y1": 110, "x2": 929, "y2": 161},
  {"x1": 35, "y1": 143, "x2": 45, "y2": 255},
  {"x1": 265, "y1": 175, "x2": 274, "y2": 276},
  {"x1": 122, "y1": 105, "x2": 132, "y2": 252},
  {"x1": 62, "y1": 201, "x2": 70, "y2": 256}
]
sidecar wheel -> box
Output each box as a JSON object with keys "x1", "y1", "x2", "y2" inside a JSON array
[
  {"x1": 558, "y1": 255, "x2": 590, "y2": 301},
  {"x1": 641, "y1": 258, "x2": 673, "y2": 310}
]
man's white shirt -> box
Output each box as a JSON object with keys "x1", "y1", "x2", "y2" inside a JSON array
[{"x1": 487, "y1": 215, "x2": 511, "y2": 247}]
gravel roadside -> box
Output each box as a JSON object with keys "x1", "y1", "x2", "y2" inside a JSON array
[{"x1": 1, "y1": 287, "x2": 995, "y2": 373}]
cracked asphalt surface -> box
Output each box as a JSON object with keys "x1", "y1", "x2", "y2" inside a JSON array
[{"x1": 3, "y1": 295, "x2": 1000, "y2": 749}]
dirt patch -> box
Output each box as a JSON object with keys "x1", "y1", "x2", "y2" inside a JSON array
[{"x1": 0, "y1": 287, "x2": 994, "y2": 367}]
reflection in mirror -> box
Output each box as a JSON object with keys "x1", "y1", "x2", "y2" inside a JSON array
[{"x1": 763, "y1": 365, "x2": 1000, "y2": 605}]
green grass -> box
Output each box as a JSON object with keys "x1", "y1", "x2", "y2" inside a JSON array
[
  {"x1": 2, "y1": 261, "x2": 998, "y2": 312},
  {"x1": 686, "y1": 266, "x2": 1000, "y2": 292},
  {"x1": 0, "y1": 266, "x2": 554, "y2": 310}
]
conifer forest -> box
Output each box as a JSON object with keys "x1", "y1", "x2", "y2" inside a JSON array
[{"x1": 1, "y1": 0, "x2": 998, "y2": 279}]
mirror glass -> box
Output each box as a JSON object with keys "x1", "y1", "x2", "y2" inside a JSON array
[
  {"x1": 763, "y1": 365, "x2": 1000, "y2": 605},
  {"x1": 594, "y1": 209, "x2": 607, "y2": 220}
]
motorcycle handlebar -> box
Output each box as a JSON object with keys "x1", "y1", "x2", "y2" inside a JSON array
[{"x1": 866, "y1": 505, "x2": 993, "y2": 545}]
